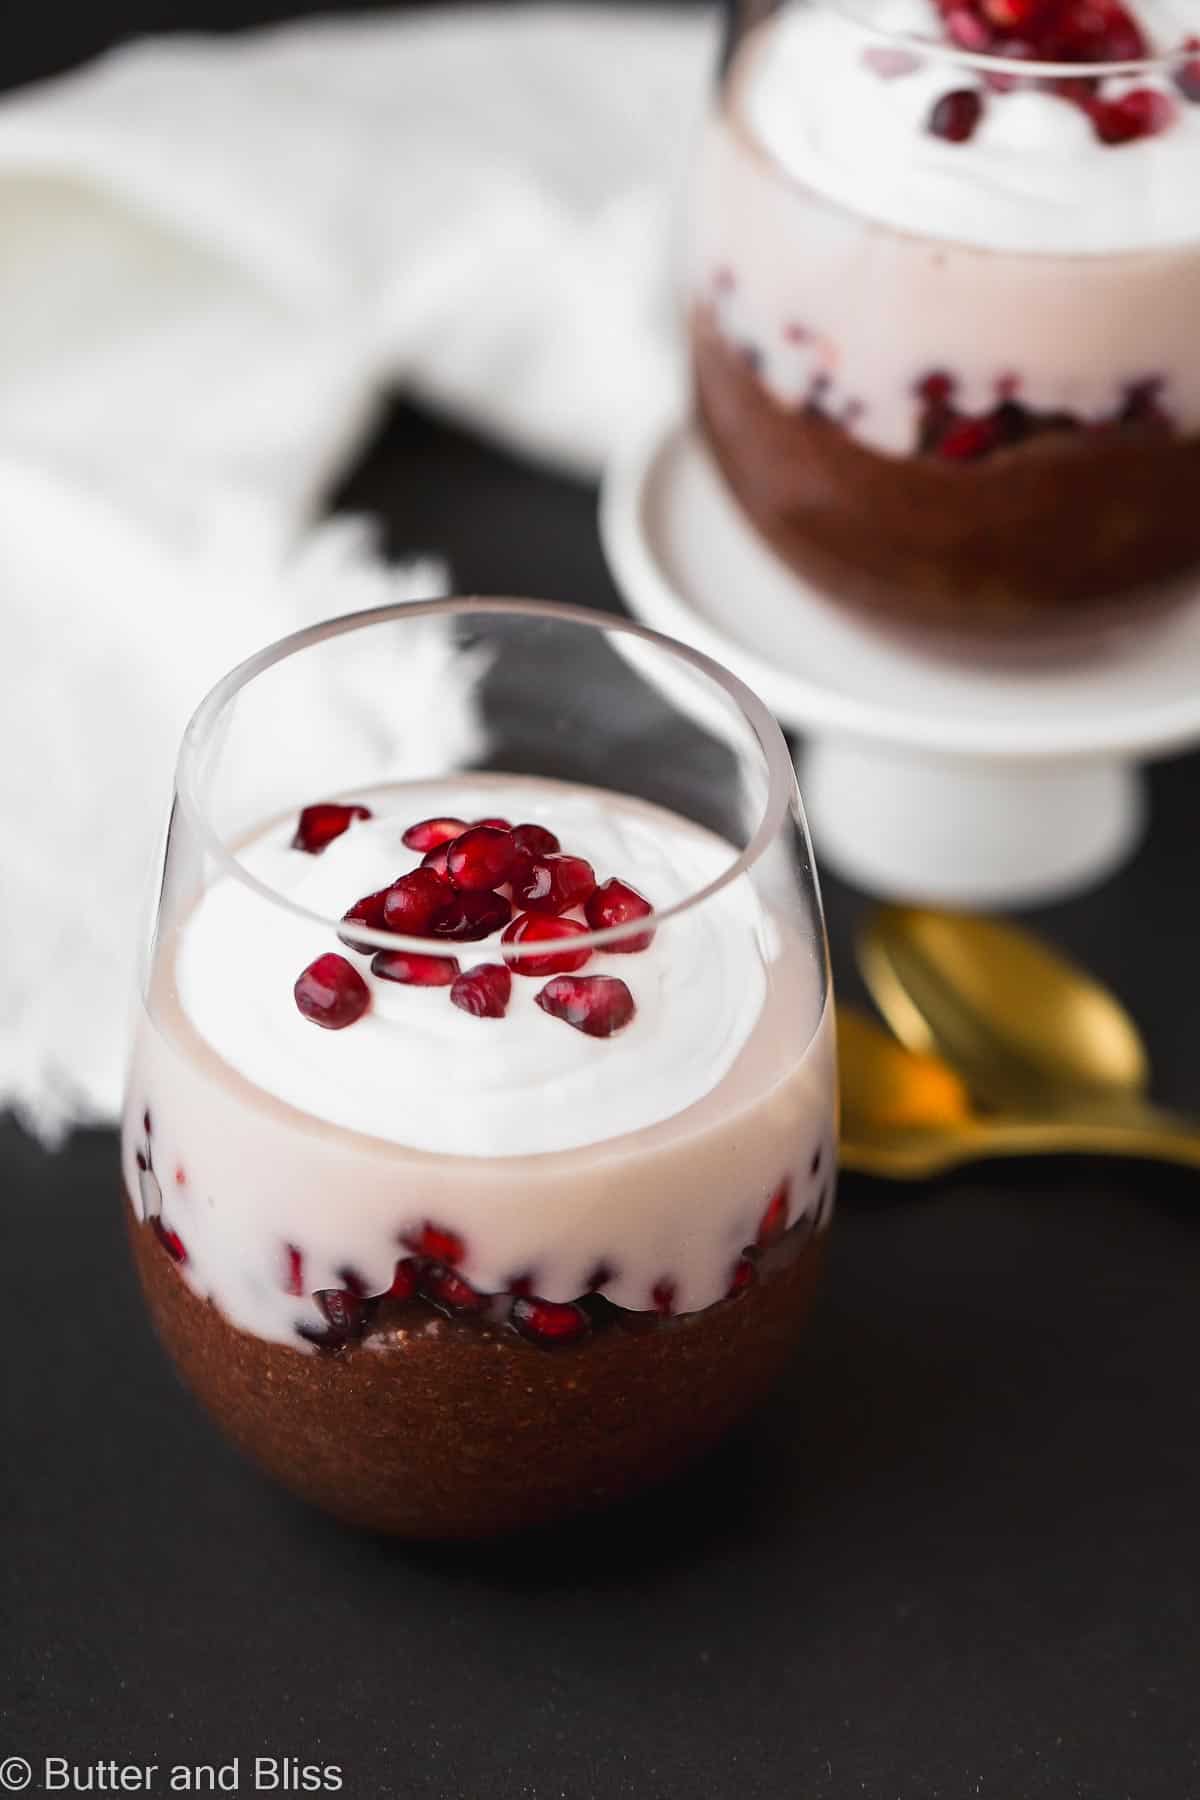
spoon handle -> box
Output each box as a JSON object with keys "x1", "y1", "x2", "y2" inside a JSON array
[{"x1": 840, "y1": 1113, "x2": 1200, "y2": 1181}]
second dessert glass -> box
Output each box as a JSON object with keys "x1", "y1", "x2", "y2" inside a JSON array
[
  {"x1": 121, "y1": 599, "x2": 836, "y2": 1537},
  {"x1": 690, "y1": 0, "x2": 1200, "y2": 648}
]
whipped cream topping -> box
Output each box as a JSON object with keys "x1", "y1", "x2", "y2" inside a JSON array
[
  {"x1": 741, "y1": 0, "x2": 1200, "y2": 253},
  {"x1": 174, "y1": 781, "x2": 771, "y2": 1157}
]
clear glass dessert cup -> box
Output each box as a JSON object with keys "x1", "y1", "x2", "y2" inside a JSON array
[
  {"x1": 689, "y1": 0, "x2": 1200, "y2": 653},
  {"x1": 121, "y1": 598, "x2": 836, "y2": 1538}
]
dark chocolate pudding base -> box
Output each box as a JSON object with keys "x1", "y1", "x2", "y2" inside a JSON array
[
  {"x1": 692, "y1": 308, "x2": 1200, "y2": 638},
  {"x1": 127, "y1": 1198, "x2": 826, "y2": 1538}
]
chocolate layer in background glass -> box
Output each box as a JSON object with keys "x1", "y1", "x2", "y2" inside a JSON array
[{"x1": 689, "y1": 0, "x2": 1200, "y2": 640}]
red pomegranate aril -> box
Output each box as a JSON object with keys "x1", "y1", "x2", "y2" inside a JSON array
[
  {"x1": 292, "y1": 802, "x2": 372, "y2": 854},
  {"x1": 430, "y1": 888, "x2": 512, "y2": 942},
  {"x1": 584, "y1": 877, "x2": 654, "y2": 952},
  {"x1": 422, "y1": 1263, "x2": 486, "y2": 1314},
  {"x1": 928, "y1": 88, "x2": 984, "y2": 142},
  {"x1": 512, "y1": 852, "x2": 596, "y2": 916},
  {"x1": 936, "y1": 415, "x2": 1003, "y2": 460},
  {"x1": 757, "y1": 1183, "x2": 790, "y2": 1247},
  {"x1": 379, "y1": 868, "x2": 450, "y2": 936},
  {"x1": 315, "y1": 1288, "x2": 369, "y2": 1339},
  {"x1": 536, "y1": 975, "x2": 635, "y2": 1038},
  {"x1": 651, "y1": 1278, "x2": 677, "y2": 1317},
  {"x1": 473, "y1": 815, "x2": 513, "y2": 832},
  {"x1": 446, "y1": 825, "x2": 518, "y2": 892},
  {"x1": 339, "y1": 886, "x2": 391, "y2": 950},
  {"x1": 283, "y1": 1243, "x2": 305, "y2": 1296},
  {"x1": 294, "y1": 954, "x2": 371, "y2": 1029},
  {"x1": 917, "y1": 369, "x2": 956, "y2": 408},
  {"x1": 403, "y1": 1221, "x2": 465, "y2": 1264},
  {"x1": 450, "y1": 962, "x2": 512, "y2": 1018},
  {"x1": 502, "y1": 914, "x2": 592, "y2": 976},
  {"x1": 402, "y1": 816, "x2": 468, "y2": 852},
  {"x1": 510, "y1": 1295, "x2": 591, "y2": 1345},
  {"x1": 944, "y1": 8, "x2": 991, "y2": 50},
  {"x1": 510, "y1": 821, "x2": 561, "y2": 857},
  {"x1": 370, "y1": 948, "x2": 460, "y2": 987},
  {"x1": 1090, "y1": 88, "x2": 1176, "y2": 145},
  {"x1": 151, "y1": 1217, "x2": 188, "y2": 1264},
  {"x1": 389, "y1": 1257, "x2": 420, "y2": 1300},
  {"x1": 421, "y1": 842, "x2": 453, "y2": 877}
]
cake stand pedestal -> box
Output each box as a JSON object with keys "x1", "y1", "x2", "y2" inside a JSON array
[{"x1": 599, "y1": 415, "x2": 1200, "y2": 907}]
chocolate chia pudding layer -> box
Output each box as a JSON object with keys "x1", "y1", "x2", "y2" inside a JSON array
[
  {"x1": 127, "y1": 1197, "x2": 827, "y2": 1538},
  {"x1": 692, "y1": 308, "x2": 1200, "y2": 636}
]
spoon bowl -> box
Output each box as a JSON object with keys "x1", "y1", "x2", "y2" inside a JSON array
[{"x1": 858, "y1": 906, "x2": 1149, "y2": 1114}]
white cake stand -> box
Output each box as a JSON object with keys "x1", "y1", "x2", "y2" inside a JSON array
[{"x1": 599, "y1": 413, "x2": 1200, "y2": 906}]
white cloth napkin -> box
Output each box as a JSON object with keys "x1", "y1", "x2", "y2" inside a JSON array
[{"x1": 0, "y1": 4, "x2": 712, "y2": 1141}]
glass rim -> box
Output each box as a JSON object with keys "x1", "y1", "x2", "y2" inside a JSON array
[
  {"x1": 174, "y1": 596, "x2": 802, "y2": 958},
  {"x1": 824, "y1": 0, "x2": 1189, "y2": 79}
]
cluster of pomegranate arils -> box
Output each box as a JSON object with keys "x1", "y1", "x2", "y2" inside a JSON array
[
  {"x1": 866, "y1": 0, "x2": 1199, "y2": 147},
  {"x1": 290, "y1": 1174, "x2": 797, "y2": 1351},
  {"x1": 290, "y1": 803, "x2": 654, "y2": 1040},
  {"x1": 913, "y1": 368, "x2": 1170, "y2": 460}
]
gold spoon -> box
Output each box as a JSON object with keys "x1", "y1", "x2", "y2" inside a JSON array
[
  {"x1": 837, "y1": 1005, "x2": 1200, "y2": 1179},
  {"x1": 858, "y1": 905, "x2": 1151, "y2": 1114}
]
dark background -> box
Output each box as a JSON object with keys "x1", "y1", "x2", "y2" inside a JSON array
[{"x1": 4, "y1": 7, "x2": 1199, "y2": 1799}]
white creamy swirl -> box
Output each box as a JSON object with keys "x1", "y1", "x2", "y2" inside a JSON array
[
  {"x1": 175, "y1": 782, "x2": 770, "y2": 1156},
  {"x1": 744, "y1": 0, "x2": 1200, "y2": 253}
]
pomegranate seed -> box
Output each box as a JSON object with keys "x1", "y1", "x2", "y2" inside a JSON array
[
  {"x1": 370, "y1": 948, "x2": 460, "y2": 987},
  {"x1": 421, "y1": 1262, "x2": 486, "y2": 1314},
  {"x1": 510, "y1": 1295, "x2": 591, "y2": 1345},
  {"x1": 294, "y1": 953, "x2": 371, "y2": 1029},
  {"x1": 292, "y1": 802, "x2": 372, "y2": 854},
  {"x1": 535, "y1": 975, "x2": 635, "y2": 1038},
  {"x1": 982, "y1": 0, "x2": 1036, "y2": 24},
  {"x1": 315, "y1": 1288, "x2": 369, "y2": 1340},
  {"x1": 447, "y1": 826, "x2": 518, "y2": 891},
  {"x1": 135, "y1": 1149, "x2": 148, "y2": 1173},
  {"x1": 430, "y1": 888, "x2": 512, "y2": 941},
  {"x1": 283, "y1": 1243, "x2": 305, "y2": 1296},
  {"x1": 510, "y1": 822, "x2": 560, "y2": 857},
  {"x1": 473, "y1": 815, "x2": 513, "y2": 831},
  {"x1": 403, "y1": 1221, "x2": 465, "y2": 1264},
  {"x1": 728, "y1": 1257, "x2": 756, "y2": 1298},
  {"x1": 757, "y1": 1184, "x2": 789, "y2": 1247},
  {"x1": 450, "y1": 962, "x2": 512, "y2": 1018},
  {"x1": 421, "y1": 842, "x2": 453, "y2": 877},
  {"x1": 339, "y1": 885, "x2": 391, "y2": 950},
  {"x1": 502, "y1": 914, "x2": 592, "y2": 976},
  {"x1": 651, "y1": 1278, "x2": 677, "y2": 1317},
  {"x1": 1090, "y1": 88, "x2": 1176, "y2": 145},
  {"x1": 1176, "y1": 41, "x2": 1200, "y2": 103},
  {"x1": 918, "y1": 370, "x2": 956, "y2": 408},
  {"x1": 379, "y1": 868, "x2": 450, "y2": 936},
  {"x1": 584, "y1": 877, "x2": 654, "y2": 952},
  {"x1": 174, "y1": 1165, "x2": 186, "y2": 1186},
  {"x1": 862, "y1": 45, "x2": 922, "y2": 76},
  {"x1": 151, "y1": 1217, "x2": 188, "y2": 1264},
  {"x1": 402, "y1": 817, "x2": 468, "y2": 852},
  {"x1": 512, "y1": 853, "x2": 596, "y2": 916},
  {"x1": 389, "y1": 1257, "x2": 420, "y2": 1300},
  {"x1": 928, "y1": 88, "x2": 984, "y2": 142},
  {"x1": 935, "y1": 415, "x2": 1003, "y2": 460},
  {"x1": 143, "y1": 1107, "x2": 153, "y2": 1138}
]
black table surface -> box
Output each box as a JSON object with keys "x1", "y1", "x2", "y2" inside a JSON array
[{"x1": 5, "y1": 401, "x2": 1200, "y2": 1800}]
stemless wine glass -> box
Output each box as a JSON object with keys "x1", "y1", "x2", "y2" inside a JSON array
[
  {"x1": 121, "y1": 599, "x2": 836, "y2": 1537},
  {"x1": 689, "y1": 0, "x2": 1200, "y2": 650}
]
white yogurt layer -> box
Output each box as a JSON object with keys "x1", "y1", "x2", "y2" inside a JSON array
[
  {"x1": 743, "y1": 0, "x2": 1200, "y2": 254},
  {"x1": 174, "y1": 782, "x2": 770, "y2": 1157}
]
